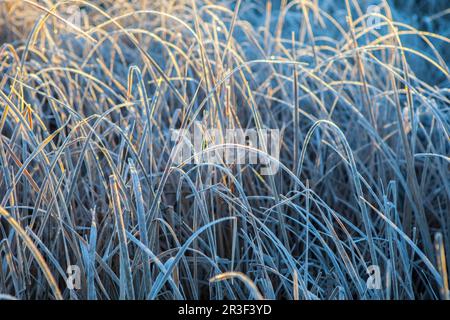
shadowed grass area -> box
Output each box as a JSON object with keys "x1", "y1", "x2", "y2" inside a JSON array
[{"x1": 0, "y1": 0, "x2": 449, "y2": 300}]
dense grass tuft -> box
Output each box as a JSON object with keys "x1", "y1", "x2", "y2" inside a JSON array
[{"x1": 0, "y1": 0, "x2": 449, "y2": 300}]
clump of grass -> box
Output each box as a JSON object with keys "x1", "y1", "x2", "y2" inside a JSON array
[{"x1": 0, "y1": 0, "x2": 449, "y2": 300}]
